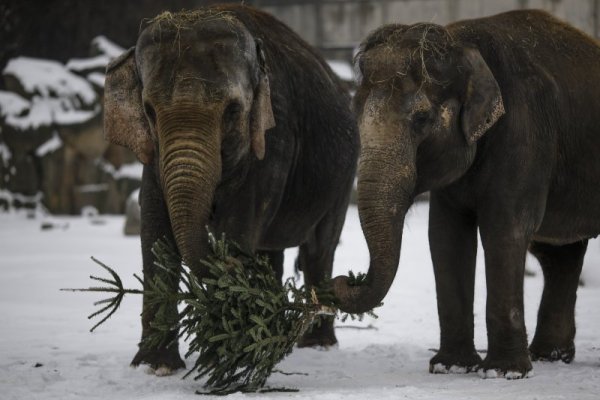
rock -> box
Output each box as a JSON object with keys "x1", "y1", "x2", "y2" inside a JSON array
[
  {"x1": 55, "y1": 107, "x2": 106, "y2": 160},
  {"x1": 91, "y1": 36, "x2": 125, "y2": 59},
  {"x1": 0, "y1": 41, "x2": 138, "y2": 215},
  {"x1": 98, "y1": 157, "x2": 142, "y2": 214},
  {"x1": 38, "y1": 143, "x2": 72, "y2": 214},
  {"x1": 2, "y1": 57, "x2": 98, "y2": 107},
  {"x1": 0, "y1": 92, "x2": 55, "y2": 154},
  {"x1": 5, "y1": 153, "x2": 39, "y2": 197},
  {"x1": 66, "y1": 54, "x2": 112, "y2": 76},
  {"x1": 0, "y1": 135, "x2": 9, "y2": 191}
]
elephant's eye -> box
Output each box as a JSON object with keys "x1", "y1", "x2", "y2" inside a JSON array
[
  {"x1": 222, "y1": 101, "x2": 242, "y2": 133},
  {"x1": 411, "y1": 110, "x2": 431, "y2": 129},
  {"x1": 224, "y1": 102, "x2": 242, "y2": 120},
  {"x1": 144, "y1": 102, "x2": 156, "y2": 129}
]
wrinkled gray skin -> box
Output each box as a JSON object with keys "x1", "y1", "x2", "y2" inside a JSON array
[
  {"x1": 103, "y1": 6, "x2": 358, "y2": 375},
  {"x1": 340, "y1": 10, "x2": 600, "y2": 379}
]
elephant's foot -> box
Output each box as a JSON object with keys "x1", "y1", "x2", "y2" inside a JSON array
[
  {"x1": 530, "y1": 340, "x2": 575, "y2": 363},
  {"x1": 131, "y1": 345, "x2": 186, "y2": 376},
  {"x1": 297, "y1": 317, "x2": 338, "y2": 348},
  {"x1": 429, "y1": 349, "x2": 482, "y2": 374},
  {"x1": 478, "y1": 354, "x2": 533, "y2": 380}
]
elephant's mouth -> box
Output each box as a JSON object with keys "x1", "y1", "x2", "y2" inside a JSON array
[{"x1": 209, "y1": 202, "x2": 218, "y2": 223}]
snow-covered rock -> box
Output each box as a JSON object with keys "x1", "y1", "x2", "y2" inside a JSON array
[
  {"x1": 0, "y1": 37, "x2": 137, "y2": 215},
  {"x1": 62, "y1": 37, "x2": 125, "y2": 94},
  {"x1": 91, "y1": 35, "x2": 126, "y2": 59},
  {"x1": 3, "y1": 57, "x2": 98, "y2": 108},
  {"x1": 53, "y1": 105, "x2": 101, "y2": 126},
  {"x1": 0, "y1": 96, "x2": 55, "y2": 154},
  {"x1": 86, "y1": 72, "x2": 106, "y2": 89},
  {"x1": 35, "y1": 131, "x2": 63, "y2": 157},
  {"x1": 0, "y1": 142, "x2": 11, "y2": 165},
  {"x1": 0, "y1": 188, "x2": 43, "y2": 211},
  {"x1": 0, "y1": 91, "x2": 29, "y2": 118},
  {"x1": 99, "y1": 160, "x2": 143, "y2": 181},
  {"x1": 4, "y1": 96, "x2": 54, "y2": 131},
  {"x1": 0, "y1": 94, "x2": 100, "y2": 156},
  {"x1": 66, "y1": 55, "x2": 112, "y2": 74}
]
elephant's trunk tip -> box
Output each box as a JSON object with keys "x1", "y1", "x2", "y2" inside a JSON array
[{"x1": 332, "y1": 274, "x2": 384, "y2": 315}]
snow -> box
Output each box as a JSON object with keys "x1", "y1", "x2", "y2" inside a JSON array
[
  {"x1": 4, "y1": 96, "x2": 53, "y2": 130},
  {"x1": 99, "y1": 160, "x2": 144, "y2": 180},
  {"x1": 0, "y1": 142, "x2": 12, "y2": 164},
  {"x1": 53, "y1": 104, "x2": 100, "y2": 126},
  {"x1": 76, "y1": 183, "x2": 109, "y2": 193},
  {"x1": 3, "y1": 57, "x2": 97, "y2": 107},
  {"x1": 35, "y1": 131, "x2": 63, "y2": 157},
  {"x1": 86, "y1": 72, "x2": 106, "y2": 89},
  {"x1": 1, "y1": 57, "x2": 102, "y2": 131},
  {"x1": 431, "y1": 363, "x2": 468, "y2": 374},
  {"x1": 0, "y1": 189, "x2": 43, "y2": 208},
  {"x1": 66, "y1": 55, "x2": 112, "y2": 73},
  {"x1": 3, "y1": 96, "x2": 99, "y2": 132},
  {"x1": 0, "y1": 91, "x2": 29, "y2": 117},
  {"x1": 91, "y1": 36, "x2": 126, "y2": 59},
  {"x1": 327, "y1": 60, "x2": 354, "y2": 82},
  {"x1": 115, "y1": 163, "x2": 144, "y2": 180},
  {"x1": 128, "y1": 188, "x2": 140, "y2": 202},
  {"x1": 1, "y1": 203, "x2": 599, "y2": 399}
]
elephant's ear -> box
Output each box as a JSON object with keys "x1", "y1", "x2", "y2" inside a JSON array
[
  {"x1": 249, "y1": 39, "x2": 276, "y2": 160},
  {"x1": 104, "y1": 47, "x2": 154, "y2": 165},
  {"x1": 460, "y1": 48, "x2": 505, "y2": 145}
]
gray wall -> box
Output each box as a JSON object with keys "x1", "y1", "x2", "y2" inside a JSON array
[{"x1": 252, "y1": 0, "x2": 600, "y2": 60}]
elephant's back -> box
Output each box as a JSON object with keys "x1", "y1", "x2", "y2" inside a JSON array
[
  {"x1": 214, "y1": 4, "x2": 344, "y2": 91},
  {"x1": 447, "y1": 10, "x2": 600, "y2": 84}
]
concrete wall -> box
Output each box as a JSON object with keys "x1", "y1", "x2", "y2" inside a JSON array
[{"x1": 252, "y1": 0, "x2": 600, "y2": 60}]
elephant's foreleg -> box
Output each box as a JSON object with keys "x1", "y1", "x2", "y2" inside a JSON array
[
  {"x1": 428, "y1": 192, "x2": 481, "y2": 374},
  {"x1": 528, "y1": 240, "x2": 587, "y2": 363},
  {"x1": 479, "y1": 213, "x2": 533, "y2": 378},
  {"x1": 131, "y1": 166, "x2": 185, "y2": 374}
]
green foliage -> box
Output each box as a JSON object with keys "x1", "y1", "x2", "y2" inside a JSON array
[
  {"x1": 164, "y1": 233, "x2": 316, "y2": 393},
  {"x1": 65, "y1": 233, "x2": 379, "y2": 394}
]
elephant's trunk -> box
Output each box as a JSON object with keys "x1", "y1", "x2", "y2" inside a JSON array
[
  {"x1": 157, "y1": 104, "x2": 221, "y2": 275},
  {"x1": 333, "y1": 98, "x2": 416, "y2": 314}
]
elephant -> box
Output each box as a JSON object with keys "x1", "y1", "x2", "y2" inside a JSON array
[
  {"x1": 332, "y1": 9, "x2": 600, "y2": 379},
  {"x1": 103, "y1": 5, "x2": 359, "y2": 374}
]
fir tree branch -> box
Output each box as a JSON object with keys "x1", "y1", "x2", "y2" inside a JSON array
[{"x1": 61, "y1": 257, "x2": 143, "y2": 331}]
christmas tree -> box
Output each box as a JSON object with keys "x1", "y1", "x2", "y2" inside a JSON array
[{"x1": 64, "y1": 233, "x2": 377, "y2": 394}]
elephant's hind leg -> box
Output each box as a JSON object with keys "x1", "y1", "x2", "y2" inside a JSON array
[
  {"x1": 295, "y1": 241, "x2": 338, "y2": 348},
  {"x1": 528, "y1": 240, "x2": 587, "y2": 363},
  {"x1": 295, "y1": 207, "x2": 347, "y2": 348},
  {"x1": 257, "y1": 250, "x2": 284, "y2": 284}
]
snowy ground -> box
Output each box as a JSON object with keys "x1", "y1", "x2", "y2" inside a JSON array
[{"x1": 1, "y1": 203, "x2": 599, "y2": 399}]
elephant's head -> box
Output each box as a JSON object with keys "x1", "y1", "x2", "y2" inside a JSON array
[
  {"x1": 333, "y1": 23, "x2": 504, "y2": 313},
  {"x1": 103, "y1": 10, "x2": 275, "y2": 273}
]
